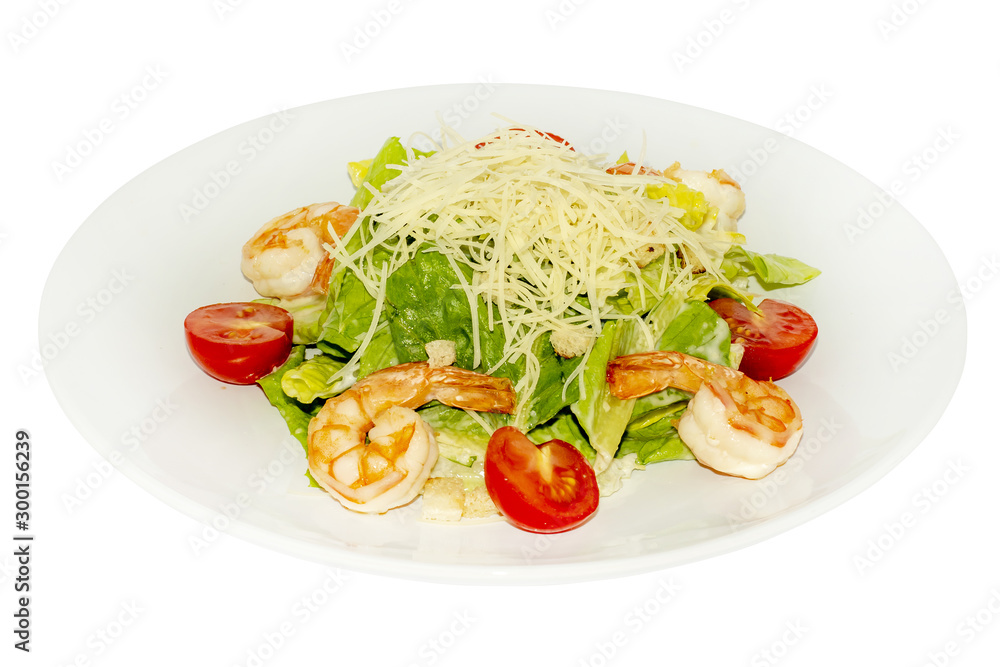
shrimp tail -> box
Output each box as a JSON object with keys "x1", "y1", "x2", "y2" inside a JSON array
[
  {"x1": 605, "y1": 350, "x2": 709, "y2": 397},
  {"x1": 606, "y1": 350, "x2": 804, "y2": 479},
  {"x1": 427, "y1": 366, "x2": 517, "y2": 414}
]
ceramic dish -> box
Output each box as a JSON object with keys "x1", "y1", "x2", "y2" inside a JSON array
[{"x1": 40, "y1": 84, "x2": 966, "y2": 583}]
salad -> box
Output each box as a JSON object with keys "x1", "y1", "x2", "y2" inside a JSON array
[{"x1": 183, "y1": 123, "x2": 820, "y2": 534}]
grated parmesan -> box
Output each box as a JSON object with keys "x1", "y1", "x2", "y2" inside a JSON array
[{"x1": 325, "y1": 125, "x2": 732, "y2": 420}]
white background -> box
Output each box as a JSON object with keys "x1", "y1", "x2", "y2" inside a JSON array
[{"x1": 3, "y1": 0, "x2": 998, "y2": 665}]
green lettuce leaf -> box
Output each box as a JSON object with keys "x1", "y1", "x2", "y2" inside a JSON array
[
  {"x1": 256, "y1": 346, "x2": 321, "y2": 488},
  {"x1": 254, "y1": 294, "x2": 326, "y2": 344},
  {"x1": 618, "y1": 404, "x2": 694, "y2": 464},
  {"x1": 685, "y1": 275, "x2": 755, "y2": 308},
  {"x1": 655, "y1": 299, "x2": 732, "y2": 366},
  {"x1": 725, "y1": 246, "x2": 821, "y2": 287},
  {"x1": 570, "y1": 320, "x2": 643, "y2": 472},
  {"x1": 383, "y1": 247, "x2": 577, "y2": 431},
  {"x1": 418, "y1": 404, "x2": 490, "y2": 466},
  {"x1": 279, "y1": 353, "x2": 353, "y2": 404},
  {"x1": 384, "y1": 249, "x2": 481, "y2": 368},
  {"x1": 623, "y1": 299, "x2": 735, "y2": 461},
  {"x1": 257, "y1": 345, "x2": 311, "y2": 448},
  {"x1": 528, "y1": 410, "x2": 595, "y2": 463},
  {"x1": 319, "y1": 270, "x2": 379, "y2": 353},
  {"x1": 605, "y1": 252, "x2": 689, "y2": 318},
  {"x1": 348, "y1": 137, "x2": 409, "y2": 210},
  {"x1": 318, "y1": 137, "x2": 415, "y2": 352},
  {"x1": 356, "y1": 320, "x2": 399, "y2": 379},
  {"x1": 511, "y1": 333, "x2": 583, "y2": 432}
]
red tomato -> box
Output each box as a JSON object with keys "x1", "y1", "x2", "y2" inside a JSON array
[
  {"x1": 484, "y1": 426, "x2": 599, "y2": 534},
  {"x1": 184, "y1": 302, "x2": 294, "y2": 385},
  {"x1": 474, "y1": 128, "x2": 574, "y2": 150},
  {"x1": 708, "y1": 298, "x2": 818, "y2": 381}
]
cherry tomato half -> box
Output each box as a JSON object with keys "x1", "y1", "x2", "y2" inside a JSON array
[
  {"x1": 184, "y1": 302, "x2": 294, "y2": 385},
  {"x1": 708, "y1": 298, "x2": 818, "y2": 381},
  {"x1": 484, "y1": 426, "x2": 599, "y2": 534},
  {"x1": 474, "y1": 128, "x2": 574, "y2": 150}
]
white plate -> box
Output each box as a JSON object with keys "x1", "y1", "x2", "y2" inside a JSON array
[{"x1": 40, "y1": 84, "x2": 966, "y2": 584}]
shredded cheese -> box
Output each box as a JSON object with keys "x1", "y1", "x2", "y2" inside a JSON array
[{"x1": 325, "y1": 125, "x2": 731, "y2": 418}]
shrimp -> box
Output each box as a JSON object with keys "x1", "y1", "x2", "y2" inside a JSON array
[
  {"x1": 607, "y1": 161, "x2": 745, "y2": 271},
  {"x1": 663, "y1": 163, "x2": 745, "y2": 233},
  {"x1": 608, "y1": 161, "x2": 745, "y2": 232},
  {"x1": 241, "y1": 202, "x2": 359, "y2": 299},
  {"x1": 606, "y1": 351, "x2": 802, "y2": 479},
  {"x1": 307, "y1": 362, "x2": 516, "y2": 514}
]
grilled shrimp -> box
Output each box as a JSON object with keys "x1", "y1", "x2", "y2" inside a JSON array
[
  {"x1": 241, "y1": 202, "x2": 359, "y2": 298},
  {"x1": 606, "y1": 351, "x2": 802, "y2": 479},
  {"x1": 307, "y1": 362, "x2": 516, "y2": 514}
]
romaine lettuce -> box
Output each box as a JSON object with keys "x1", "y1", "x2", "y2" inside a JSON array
[
  {"x1": 280, "y1": 353, "x2": 353, "y2": 404},
  {"x1": 356, "y1": 321, "x2": 398, "y2": 380},
  {"x1": 618, "y1": 404, "x2": 694, "y2": 465},
  {"x1": 320, "y1": 137, "x2": 416, "y2": 353},
  {"x1": 570, "y1": 320, "x2": 642, "y2": 472},
  {"x1": 256, "y1": 346, "x2": 322, "y2": 488},
  {"x1": 254, "y1": 294, "x2": 327, "y2": 344},
  {"x1": 383, "y1": 246, "x2": 580, "y2": 431},
  {"x1": 724, "y1": 246, "x2": 821, "y2": 287},
  {"x1": 319, "y1": 270, "x2": 380, "y2": 353},
  {"x1": 654, "y1": 299, "x2": 732, "y2": 367},
  {"x1": 418, "y1": 404, "x2": 490, "y2": 466},
  {"x1": 384, "y1": 248, "x2": 482, "y2": 368},
  {"x1": 348, "y1": 137, "x2": 410, "y2": 210},
  {"x1": 624, "y1": 299, "x2": 733, "y2": 455},
  {"x1": 257, "y1": 345, "x2": 312, "y2": 449},
  {"x1": 528, "y1": 410, "x2": 595, "y2": 463}
]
